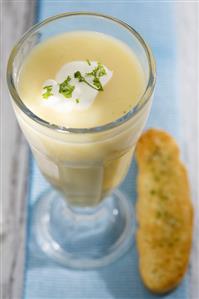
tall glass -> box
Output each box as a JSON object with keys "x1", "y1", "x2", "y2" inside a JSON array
[{"x1": 7, "y1": 12, "x2": 156, "y2": 269}]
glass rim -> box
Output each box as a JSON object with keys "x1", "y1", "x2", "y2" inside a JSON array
[{"x1": 7, "y1": 11, "x2": 156, "y2": 134}]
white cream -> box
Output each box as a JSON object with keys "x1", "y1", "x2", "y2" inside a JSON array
[{"x1": 41, "y1": 61, "x2": 112, "y2": 112}]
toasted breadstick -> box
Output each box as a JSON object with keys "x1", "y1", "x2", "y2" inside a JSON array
[{"x1": 135, "y1": 129, "x2": 193, "y2": 294}]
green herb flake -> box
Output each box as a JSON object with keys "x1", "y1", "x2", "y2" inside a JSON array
[
  {"x1": 87, "y1": 62, "x2": 106, "y2": 78},
  {"x1": 74, "y1": 62, "x2": 107, "y2": 92},
  {"x1": 74, "y1": 71, "x2": 84, "y2": 82},
  {"x1": 86, "y1": 59, "x2": 91, "y2": 66},
  {"x1": 97, "y1": 63, "x2": 107, "y2": 77},
  {"x1": 75, "y1": 98, "x2": 80, "y2": 103},
  {"x1": 156, "y1": 211, "x2": 162, "y2": 218},
  {"x1": 93, "y1": 77, "x2": 103, "y2": 91},
  {"x1": 150, "y1": 189, "x2": 156, "y2": 195},
  {"x1": 42, "y1": 85, "x2": 53, "y2": 99},
  {"x1": 74, "y1": 71, "x2": 102, "y2": 91},
  {"x1": 59, "y1": 76, "x2": 75, "y2": 98},
  {"x1": 154, "y1": 175, "x2": 160, "y2": 182}
]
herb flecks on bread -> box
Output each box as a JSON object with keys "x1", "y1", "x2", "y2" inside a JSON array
[{"x1": 135, "y1": 129, "x2": 193, "y2": 294}]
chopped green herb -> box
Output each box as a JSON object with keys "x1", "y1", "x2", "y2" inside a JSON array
[
  {"x1": 74, "y1": 62, "x2": 107, "y2": 92},
  {"x1": 86, "y1": 59, "x2": 91, "y2": 66},
  {"x1": 156, "y1": 211, "x2": 162, "y2": 218},
  {"x1": 154, "y1": 175, "x2": 160, "y2": 182},
  {"x1": 59, "y1": 76, "x2": 75, "y2": 98},
  {"x1": 87, "y1": 62, "x2": 106, "y2": 78},
  {"x1": 97, "y1": 63, "x2": 107, "y2": 77},
  {"x1": 75, "y1": 98, "x2": 80, "y2": 103},
  {"x1": 86, "y1": 62, "x2": 106, "y2": 91},
  {"x1": 160, "y1": 194, "x2": 168, "y2": 201},
  {"x1": 74, "y1": 71, "x2": 84, "y2": 82},
  {"x1": 42, "y1": 85, "x2": 53, "y2": 99},
  {"x1": 74, "y1": 71, "x2": 102, "y2": 91},
  {"x1": 93, "y1": 77, "x2": 103, "y2": 91},
  {"x1": 150, "y1": 189, "x2": 156, "y2": 195}
]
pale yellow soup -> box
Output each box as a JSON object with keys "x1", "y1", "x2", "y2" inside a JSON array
[
  {"x1": 16, "y1": 31, "x2": 150, "y2": 207},
  {"x1": 18, "y1": 31, "x2": 145, "y2": 128}
]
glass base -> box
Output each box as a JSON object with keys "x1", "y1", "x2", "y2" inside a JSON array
[{"x1": 33, "y1": 189, "x2": 135, "y2": 269}]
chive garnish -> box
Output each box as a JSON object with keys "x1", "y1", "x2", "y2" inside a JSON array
[
  {"x1": 42, "y1": 61, "x2": 108, "y2": 101},
  {"x1": 86, "y1": 59, "x2": 91, "y2": 66},
  {"x1": 74, "y1": 62, "x2": 106, "y2": 91},
  {"x1": 74, "y1": 71, "x2": 103, "y2": 91},
  {"x1": 42, "y1": 85, "x2": 53, "y2": 99},
  {"x1": 59, "y1": 76, "x2": 75, "y2": 98}
]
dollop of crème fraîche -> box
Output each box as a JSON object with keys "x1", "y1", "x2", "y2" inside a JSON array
[
  {"x1": 41, "y1": 60, "x2": 113, "y2": 112},
  {"x1": 18, "y1": 31, "x2": 146, "y2": 128}
]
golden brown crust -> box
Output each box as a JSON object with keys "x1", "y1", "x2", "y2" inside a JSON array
[{"x1": 135, "y1": 129, "x2": 193, "y2": 294}]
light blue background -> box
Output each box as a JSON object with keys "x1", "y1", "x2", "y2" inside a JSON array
[{"x1": 23, "y1": 1, "x2": 190, "y2": 299}]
